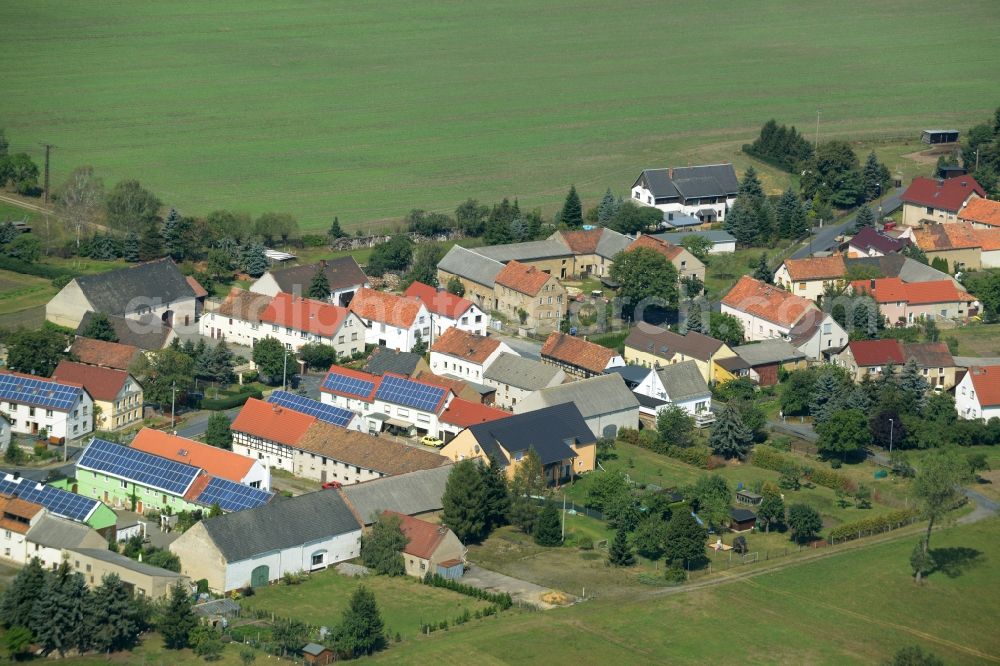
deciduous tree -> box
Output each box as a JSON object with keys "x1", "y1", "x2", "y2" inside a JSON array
[
  {"x1": 299, "y1": 342, "x2": 338, "y2": 370},
  {"x1": 912, "y1": 447, "x2": 970, "y2": 583},
  {"x1": 446, "y1": 276, "x2": 465, "y2": 296},
  {"x1": 367, "y1": 235, "x2": 413, "y2": 276},
  {"x1": 5, "y1": 326, "x2": 69, "y2": 377},
  {"x1": 757, "y1": 485, "x2": 785, "y2": 533},
  {"x1": 204, "y1": 412, "x2": 233, "y2": 450},
  {"x1": 610, "y1": 247, "x2": 679, "y2": 321},
  {"x1": 510, "y1": 449, "x2": 546, "y2": 534},
  {"x1": 687, "y1": 475, "x2": 732, "y2": 530},
  {"x1": 631, "y1": 515, "x2": 669, "y2": 560},
  {"x1": 251, "y1": 337, "x2": 286, "y2": 384},
  {"x1": 816, "y1": 408, "x2": 872, "y2": 460},
  {"x1": 663, "y1": 509, "x2": 707, "y2": 567},
  {"x1": 787, "y1": 503, "x2": 822, "y2": 544},
  {"x1": 657, "y1": 404, "x2": 695, "y2": 448},
  {"x1": 56, "y1": 166, "x2": 105, "y2": 245},
  {"x1": 81, "y1": 312, "x2": 118, "y2": 342},
  {"x1": 709, "y1": 312, "x2": 744, "y2": 347},
  {"x1": 105, "y1": 179, "x2": 160, "y2": 232},
  {"x1": 361, "y1": 513, "x2": 408, "y2": 576},
  {"x1": 404, "y1": 242, "x2": 445, "y2": 288}
]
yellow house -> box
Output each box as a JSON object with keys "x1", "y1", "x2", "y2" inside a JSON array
[
  {"x1": 440, "y1": 403, "x2": 596, "y2": 484},
  {"x1": 623, "y1": 321, "x2": 737, "y2": 384},
  {"x1": 773, "y1": 255, "x2": 847, "y2": 303},
  {"x1": 493, "y1": 261, "x2": 566, "y2": 332},
  {"x1": 51, "y1": 360, "x2": 143, "y2": 431}
]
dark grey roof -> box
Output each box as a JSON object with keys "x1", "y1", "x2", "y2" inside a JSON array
[
  {"x1": 844, "y1": 255, "x2": 958, "y2": 286},
  {"x1": 201, "y1": 490, "x2": 361, "y2": 562},
  {"x1": 605, "y1": 364, "x2": 652, "y2": 387},
  {"x1": 730, "y1": 508, "x2": 757, "y2": 522},
  {"x1": 75, "y1": 259, "x2": 195, "y2": 316},
  {"x1": 467, "y1": 403, "x2": 592, "y2": 466},
  {"x1": 655, "y1": 229, "x2": 736, "y2": 244},
  {"x1": 340, "y1": 465, "x2": 453, "y2": 525},
  {"x1": 473, "y1": 239, "x2": 571, "y2": 263},
  {"x1": 625, "y1": 322, "x2": 725, "y2": 362},
  {"x1": 659, "y1": 213, "x2": 702, "y2": 228},
  {"x1": 634, "y1": 165, "x2": 738, "y2": 201},
  {"x1": 73, "y1": 548, "x2": 184, "y2": 579},
  {"x1": 524, "y1": 374, "x2": 639, "y2": 419},
  {"x1": 483, "y1": 353, "x2": 563, "y2": 390},
  {"x1": 267, "y1": 257, "x2": 367, "y2": 294},
  {"x1": 734, "y1": 340, "x2": 807, "y2": 366},
  {"x1": 26, "y1": 515, "x2": 99, "y2": 549},
  {"x1": 595, "y1": 228, "x2": 633, "y2": 258},
  {"x1": 76, "y1": 312, "x2": 172, "y2": 350},
  {"x1": 634, "y1": 393, "x2": 667, "y2": 409},
  {"x1": 363, "y1": 347, "x2": 425, "y2": 376},
  {"x1": 438, "y1": 245, "x2": 504, "y2": 287},
  {"x1": 303, "y1": 644, "x2": 328, "y2": 656},
  {"x1": 656, "y1": 361, "x2": 711, "y2": 402}
]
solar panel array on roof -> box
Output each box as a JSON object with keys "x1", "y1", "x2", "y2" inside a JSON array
[
  {"x1": 267, "y1": 390, "x2": 354, "y2": 428},
  {"x1": 322, "y1": 372, "x2": 376, "y2": 398},
  {"x1": 196, "y1": 476, "x2": 273, "y2": 513},
  {"x1": 0, "y1": 374, "x2": 81, "y2": 411},
  {"x1": 78, "y1": 438, "x2": 199, "y2": 495},
  {"x1": 0, "y1": 476, "x2": 99, "y2": 522},
  {"x1": 376, "y1": 375, "x2": 446, "y2": 412}
]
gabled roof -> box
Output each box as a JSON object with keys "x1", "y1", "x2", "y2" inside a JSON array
[
  {"x1": 76, "y1": 312, "x2": 172, "y2": 350},
  {"x1": 362, "y1": 347, "x2": 425, "y2": 377},
  {"x1": 654, "y1": 229, "x2": 736, "y2": 244},
  {"x1": 186, "y1": 276, "x2": 208, "y2": 299},
  {"x1": 26, "y1": 514, "x2": 101, "y2": 549},
  {"x1": 847, "y1": 227, "x2": 909, "y2": 255},
  {"x1": 374, "y1": 373, "x2": 450, "y2": 413},
  {"x1": 349, "y1": 287, "x2": 423, "y2": 328},
  {"x1": 781, "y1": 255, "x2": 846, "y2": 281},
  {"x1": 231, "y1": 398, "x2": 317, "y2": 446},
  {"x1": 266, "y1": 256, "x2": 367, "y2": 294},
  {"x1": 850, "y1": 278, "x2": 975, "y2": 305},
  {"x1": 466, "y1": 403, "x2": 591, "y2": 466},
  {"x1": 197, "y1": 490, "x2": 361, "y2": 563},
  {"x1": 913, "y1": 222, "x2": 984, "y2": 251},
  {"x1": 404, "y1": 282, "x2": 475, "y2": 319},
  {"x1": 52, "y1": 360, "x2": 130, "y2": 402},
  {"x1": 626, "y1": 235, "x2": 683, "y2": 261},
  {"x1": 69, "y1": 337, "x2": 141, "y2": 371},
  {"x1": 494, "y1": 261, "x2": 552, "y2": 296},
  {"x1": 959, "y1": 197, "x2": 1000, "y2": 228},
  {"x1": 73, "y1": 259, "x2": 196, "y2": 315},
  {"x1": 339, "y1": 465, "x2": 453, "y2": 525},
  {"x1": 295, "y1": 421, "x2": 447, "y2": 476},
  {"x1": 967, "y1": 366, "x2": 1000, "y2": 407},
  {"x1": 541, "y1": 332, "x2": 618, "y2": 374},
  {"x1": 655, "y1": 360, "x2": 711, "y2": 402},
  {"x1": 733, "y1": 340, "x2": 807, "y2": 366},
  {"x1": 903, "y1": 342, "x2": 954, "y2": 369},
  {"x1": 440, "y1": 398, "x2": 510, "y2": 429},
  {"x1": 901, "y1": 176, "x2": 984, "y2": 211},
  {"x1": 524, "y1": 373, "x2": 639, "y2": 419},
  {"x1": 473, "y1": 239, "x2": 571, "y2": 263},
  {"x1": 0, "y1": 495, "x2": 41, "y2": 534},
  {"x1": 624, "y1": 322, "x2": 725, "y2": 362},
  {"x1": 483, "y1": 353, "x2": 563, "y2": 390},
  {"x1": 844, "y1": 255, "x2": 957, "y2": 286},
  {"x1": 430, "y1": 328, "x2": 501, "y2": 364},
  {"x1": 605, "y1": 364, "x2": 653, "y2": 387},
  {"x1": 415, "y1": 372, "x2": 492, "y2": 399},
  {"x1": 215, "y1": 288, "x2": 273, "y2": 321},
  {"x1": 847, "y1": 339, "x2": 905, "y2": 367},
  {"x1": 722, "y1": 276, "x2": 817, "y2": 328},
  {"x1": 131, "y1": 429, "x2": 256, "y2": 483},
  {"x1": 385, "y1": 511, "x2": 455, "y2": 559},
  {"x1": 260, "y1": 292, "x2": 351, "y2": 336},
  {"x1": 0, "y1": 370, "x2": 85, "y2": 413},
  {"x1": 320, "y1": 366, "x2": 381, "y2": 401},
  {"x1": 634, "y1": 164, "x2": 739, "y2": 200},
  {"x1": 554, "y1": 228, "x2": 633, "y2": 259},
  {"x1": 437, "y1": 245, "x2": 504, "y2": 288}
]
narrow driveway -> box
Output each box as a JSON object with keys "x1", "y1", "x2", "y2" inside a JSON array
[
  {"x1": 462, "y1": 564, "x2": 573, "y2": 610},
  {"x1": 173, "y1": 406, "x2": 241, "y2": 439},
  {"x1": 791, "y1": 188, "x2": 903, "y2": 259}
]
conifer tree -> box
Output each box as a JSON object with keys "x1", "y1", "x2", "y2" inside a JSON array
[
  {"x1": 854, "y1": 204, "x2": 876, "y2": 232},
  {"x1": 479, "y1": 457, "x2": 511, "y2": 531},
  {"x1": 709, "y1": 403, "x2": 753, "y2": 460},
  {"x1": 862, "y1": 151, "x2": 890, "y2": 202},
  {"x1": 31, "y1": 560, "x2": 89, "y2": 656},
  {"x1": 509, "y1": 448, "x2": 545, "y2": 534},
  {"x1": 89, "y1": 573, "x2": 142, "y2": 653},
  {"x1": 336, "y1": 585, "x2": 386, "y2": 658},
  {"x1": 723, "y1": 195, "x2": 758, "y2": 246},
  {"x1": 209, "y1": 340, "x2": 236, "y2": 385},
  {"x1": 0, "y1": 557, "x2": 46, "y2": 628},
  {"x1": 533, "y1": 502, "x2": 562, "y2": 546},
  {"x1": 241, "y1": 243, "x2": 268, "y2": 277},
  {"x1": 597, "y1": 188, "x2": 619, "y2": 226},
  {"x1": 138, "y1": 221, "x2": 163, "y2": 261},
  {"x1": 160, "y1": 581, "x2": 197, "y2": 649},
  {"x1": 663, "y1": 510, "x2": 707, "y2": 567},
  {"x1": 162, "y1": 208, "x2": 184, "y2": 260},
  {"x1": 607, "y1": 527, "x2": 635, "y2": 566},
  {"x1": 809, "y1": 371, "x2": 842, "y2": 425},
  {"x1": 752, "y1": 253, "x2": 772, "y2": 282},
  {"x1": 307, "y1": 265, "x2": 330, "y2": 300},
  {"x1": 738, "y1": 166, "x2": 765, "y2": 203},
  {"x1": 123, "y1": 231, "x2": 140, "y2": 262},
  {"x1": 898, "y1": 358, "x2": 929, "y2": 411},
  {"x1": 775, "y1": 187, "x2": 808, "y2": 239},
  {"x1": 559, "y1": 185, "x2": 584, "y2": 228},
  {"x1": 441, "y1": 460, "x2": 489, "y2": 543},
  {"x1": 686, "y1": 301, "x2": 703, "y2": 333},
  {"x1": 328, "y1": 216, "x2": 346, "y2": 239}
]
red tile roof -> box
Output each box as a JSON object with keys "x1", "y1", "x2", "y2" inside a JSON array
[
  {"x1": 976, "y1": 228, "x2": 1000, "y2": 252},
  {"x1": 320, "y1": 365, "x2": 381, "y2": 401},
  {"x1": 913, "y1": 222, "x2": 983, "y2": 251},
  {"x1": 131, "y1": 428, "x2": 256, "y2": 483},
  {"x1": 782, "y1": 255, "x2": 846, "y2": 281},
  {"x1": 440, "y1": 398, "x2": 510, "y2": 428},
  {"x1": 183, "y1": 474, "x2": 211, "y2": 503},
  {"x1": 960, "y1": 197, "x2": 1000, "y2": 228},
  {"x1": 69, "y1": 338, "x2": 141, "y2": 371},
  {"x1": 414, "y1": 371, "x2": 473, "y2": 397},
  {"x1": 51, "y1": 360, "x2": 130, "y2": 402},
  {"x1": 494, "y1": 261, "x2": 551, "y2": 296},
  {"x1": 349, "y1": 287, "x2": 423, "y2": 328},
  {"x1": 851, "y1": 278, "x2": 975, "y2": 305},
  {"x1": 384, "y1": 511, "x2": 454, "y2": 559},
  {"x1": 429, "y1": 328, "x2": 500, "y2": 364},
  {"x1": 186, "y1": 276, "x2": 208, "y2": 299},
  {"x1": 260, "y1": 292, "x2": 351, "y2": 337},
  {"x1": 847, "y1": 339, "x2": 904, "y2": 367},
  {"x1": 230, "y1": 397, "x2": 317, "y2": 446},
  {"x1": 404, "y1": 281, "x2": 475, "y2": 319},
  {"x1": 627, "y1": 235, "x2": 682, "y2": 261},
  {"x1": 559, "y1": 229, "x2": 603, "y2": 254},
  {"x1": 901, "y1": 177, "x2": 984, "y2": 212},
  {"x1": 967, "y1": 366, "x2": 1000, "y2": 407},
  {"x1": 0, "y1": 495, "x2": 41, "y2": 535},
  {"x1": 540, "y1": 332, "x2": 618, "y2": 374},
  {"x1": 721, "y1": 276, "x2": 816, "y2": 328}
]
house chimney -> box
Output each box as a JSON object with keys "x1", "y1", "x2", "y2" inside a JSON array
[
  {"x1": 870, "y1": 279, "x2": 876, "y2": 290},
  {"x1": 668, "y1": 167, "x2": 674, "y2": 180},
  {"x1": 936, "y1": 178, "x2": 945, "y2": 187}
]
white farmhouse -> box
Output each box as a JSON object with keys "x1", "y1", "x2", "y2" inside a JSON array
[
  {"x1": 200, "y1": 289, "x2": 273, "y2": 347},
  {"x1": 429, "y1": 327, "x2": 515, "y2": 382},
  {"x1": 404, "y1": 281, "x2": 490, "y2": 338},
  {"x1": 721, "y1": 276, "x2": 820, "y2": 343},
  {"x1": 0, "y1": 370, "x2": 94, "y2": 442},
  {"x1": 955, "y1": 366, "x2": 1000, "y2": 421},
  {"x1": 259, "y1": 292, "x2": 367, "y2": 357},
  {"x1": 349, "y1": 287, "x2": 430, "y2": 352},
  {"x1": 631, "y1": 164, "x2": 739, "y2": 224}
]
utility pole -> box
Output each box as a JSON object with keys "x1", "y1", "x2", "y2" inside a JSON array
[
  {"x1": 282, "y1": 349, "x2": 289, "y2": 391},
  {"x1": 888, "y1": 418, "x2": 894, "y2": 457},
  {"x1": 39, "y1": 143, "x2": 54, "y2": 204},
  {"x1": 814, "y1": 109, "x2": 821, "y2": 151},
  {"x1": 171, "y1": 382, "x2": 178, "y2": 431},
  {"x1": 561, "y1": 493, "x2": 566, "y2": 542}
]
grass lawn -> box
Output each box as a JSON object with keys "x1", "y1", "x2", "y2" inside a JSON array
[
  {"x1": 375, "y1": 517, "x2": 1000, "y2": 665},
  {"x1": 1, "y1": 1, "x2": 996, "y2": 231},
  {"x1": 241, "y1": 567, "x2": 493, "y2": 639},
  {"x1": 704, "y1": 243, "x2": 795, "y2": 298},
  {"x1": 940, "y1": 322, "x2": 1000, "y2": 357}
]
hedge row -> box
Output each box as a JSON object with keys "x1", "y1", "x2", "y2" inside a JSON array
[
  {"x1": 751, "y1": 446, "x2": 855, "y2": 493},
  {"x1": 422, "y1": 573, "x2": 513, "y2": 610},
  {"x1": 827, "y1": 508, "x2": 918, "y2": 543},
  {"x1": 750, "y1": 445, "x2": 793, "y2": 473},
  {"x1": 664, "y1": 445, "x2": 713, "y2": 469},
  {"x1": 804, "y1": 466, "x2": 855, "y2": 493},
  {"x1": 200, "y1": 388, "x2": 263, "y2": 411},
  {"x1": 0, "y1": 255, "x2": 73, "y2": 280}
]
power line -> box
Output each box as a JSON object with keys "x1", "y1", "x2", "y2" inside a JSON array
[{"x1": 38, "y1": 142, "x2": 56, "y2": 204}]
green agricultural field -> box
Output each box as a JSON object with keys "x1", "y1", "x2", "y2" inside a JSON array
[{"x1": 1, "y1": 1, "x2": 997, "y2": 231}]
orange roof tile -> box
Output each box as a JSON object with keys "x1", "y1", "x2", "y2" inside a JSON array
[
  {"x1": 627, "y1": 235, "x2": 682, "y2": 261},
  {"x1": 69, "y1": 338, "x2": 141, "y2": 371},
  {"x1": 975, "y1": 228, "x2": 1000, "y2": 252},
  {"x1": 782, "y1": 255, "x2": 846, "y2": 281},
  {"x1": 260, "y1": 292, "x2": 351, "y2": 337},
  {"x1": 851, "y1": 278, "x2": 975, "y2": 305},
  {"x1": 960, "y1": 198, "x2": 1000, "y2": 228},
  {"x1": 404, "y1": 282, "x2": 475, "y2": 319},
  {"x1": 913, "y1": 222, "x2": 982, "y2": 251},
  {"x1": 0, "y1": 495, "x2": 42, "y2": 521},
  {"x1": 51, "y1": 361, "x2": 130, "y2": 402},
  {"x1": 131, "y1": 428, "x2": 256, "y2": 483},
  {"x1": 231, "y1": 397, "x2": 317, "y2": 446},
  {"x1": 186, "y1": 276, "x2": 208, "y2": 299},
  {"x1": 559, "y1": 229, "x2": 604, "y2": 254},
  {"x1": 384, "y1": 511, "x2": 454, "y2": 559},
  {"x1": 540, "y1": 332, "x2": 618, "y2": 374},
  {"x1": 429, "y1": 328, "x2": 501, "y2": 364},
  {"x1": 440, "y1": 398, "x2": 510, "y2": 428},
  {"x1": 968, "y1": 366, "x2": 1000, "y2": 407},
  {"x1": 349, "y1": 287, "x2": 423, "y2": 328},
  {"x1": 721, "y1": 276, "x2": 817, "y2": 328},
  {"x1": 183, "y1": 474, "x2": 211, "y2": 502},
  {"x1": 494, "y1": 261, "x2": 551, "y2": 296},
  {"x1": 415, "y1": 371, "x2": 471, "y2": 396}
]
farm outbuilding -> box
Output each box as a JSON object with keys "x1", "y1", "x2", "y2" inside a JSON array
[
  {"x1": 921, "y1": 129, "x2": 959, "y2": 144},
  {"x1": 729, "y1": 508, "x2": 758, "y2": 533}
]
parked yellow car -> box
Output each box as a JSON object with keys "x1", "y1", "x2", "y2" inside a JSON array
[{"x1": 420, "y1": 435, "x2": 444, "y2": 448}]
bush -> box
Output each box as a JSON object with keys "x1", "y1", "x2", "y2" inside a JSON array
[
  {"x1": 827, "y1": 509, "x2": 918, "y2": 543},
  {"x1": 200, "y1": 388, "x2": 263, "y2": 411},
  {"x1": 301, "y1": 234, "x2": 327, "y2": 247},
  {"x1": 804, "y1": 466, "x2": 855, "y2": 493},
  {"x1": 750, "y1": 445, "x2": 796, "y2": 473},
  {"x1": 422, "y1": 573, "x2": 513, "y2": 609}
]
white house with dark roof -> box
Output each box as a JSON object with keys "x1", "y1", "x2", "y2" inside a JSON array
[
  {"x1": 250, "y1": 257, "x2": 368, "y2": 307},
  {"x1": 631, "y1": 164, "x2": 739, "y2": 223},
  {"x1": 483, "y1": 353, "x2": 566, "y2": 410},
  {"x1": 612, "y1": 360, "x2": 712, "y2": 416},
  {"x1": 0, "y1": 370, "x2": 94, "y2": 441},
  {"x1": 514, "y1": 373, "x2": 639, "y2": 440}
]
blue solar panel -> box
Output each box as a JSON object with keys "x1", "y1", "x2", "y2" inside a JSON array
[
  {"x1": 267, "y1": 390, "x2": 355, "y2": 427},
  {"x1": 0, "y1": 374, "x2": 81, "y2": 411},
  {"x1": 196, "y1": 476, "x2": 273, "y2": 512},
  {"x1": 78, "y1": 438, "x2": 200, "y2": 495},
  {"x1": 375, "y1": 375, "x2": 446, "y2": 412},
  {"x1": 322, "y1": 371, "x2": 376, "y2": 398},
  {"x1": 0, "y1": 476, "x2": 100, "y2": 522}
]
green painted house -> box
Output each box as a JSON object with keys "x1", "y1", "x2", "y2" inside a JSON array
[{"x1": 1, "y1": 473, "x2": 117, "y2": 535}]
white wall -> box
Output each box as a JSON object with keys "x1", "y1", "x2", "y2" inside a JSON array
[
  {"x1": 1, "y1": 392, "x2": 94, "y2": 441},
  {"x1": 259, "y1": 312, "x2": 367, "y2": 357},
  {"x1": 795, "y1": 315, "x2": 848, "y2": 360},
  {"x1": 242, "y1": 460, "x2": 271, "y2": 492},
  {"x1": 955, "y1": 373, "x2": 1000, "y2": 421},
  {"x1": 249, "y1": 273, "x2": 282, "y2": 297},
  {"x1": 632, "y1": 370, "x2": 710, "y2": 415},
  {"x1": 0, "y1": 527, "x2": 29, "y2": 565},
  {"x1": 293, "y1": 449, "x2": 385, "y2": 485},
  {"x1": 631, "y1": 186, "x2": 735, "y2": 222},
  {"x1": 223, "y1": 531, "x2": 361, "y2": 591},
  {"x1": 233, "y1": 432, "x2": 296, "y2": 474},
  {"x1": 200, "y1": 311, "x2": 263, "y2": 347},
  {"x1": 720, "y1": 303, "x2": 793, "y2": 343},
  {"x1": 430, "y1": 304, "x2": 490, "y2": 338},
  {"x1": 583, "y1": 408, "x2": 639, "y2": 440},
  {"x1": 429, "y1": 341, "x2": 513, "y2": 382}
]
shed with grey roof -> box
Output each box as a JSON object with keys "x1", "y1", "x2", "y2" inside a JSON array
[
  {"x1": 483, "y1": 352, "x2": 566, "y2": 409},
  {"x1": 437, "y1": 245, "x2": 504, "y2": 288},
  {"x1": 514, "y1": 373, "x2": 639, "y2": 439},
  {"x1": 340, "y1": 464, "x2": 453, "y2": 525},
  {"x1": 654, "y1": 229, "x2": 737, "y2": 254},
  {"x1": 26, "y1": 514, "x2": 106, "y2": 551},
  {"x1": 69, "y1": 547, "x2": 187, "y2": 598},
  {"x1": 473, "y1": 239, "x2": 572, "y2": 263}
]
